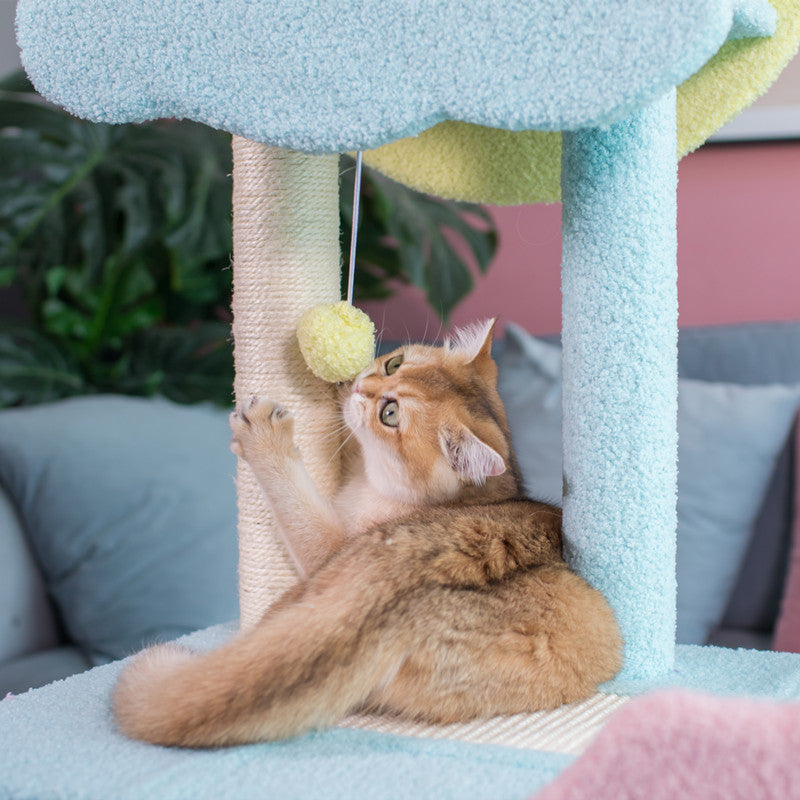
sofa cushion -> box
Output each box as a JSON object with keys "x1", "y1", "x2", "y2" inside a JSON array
[
  {"x1": 0, "y1": 396, "x2": 239, "y2": 665},
  {"x1": 678, "y1": 321, "x2": 800, "y2": 636},
  {"x1": 0, "y1": 646, "x2": 93, "y2": 696},
  {"x1": 0, "y1": 483, "x2": 60, "y2": 664},
  {"x1": 772, "y1": 415, "x2": 800, "y2": 652},
  {"x1": 497, "y1": 323, "x2": 800, "y2": 646}
]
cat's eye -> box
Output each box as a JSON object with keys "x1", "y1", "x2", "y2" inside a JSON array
[
  {"x1": 380, "y1": 400, "x2": 400, "y2": 427},
  {"x1": 385, "y1": 354, "x2": 404, "y2": 375}
]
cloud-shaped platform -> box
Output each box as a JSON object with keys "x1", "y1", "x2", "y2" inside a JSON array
[{"x1": 17, "y1": 0, "x2": 775, "y2": 154}]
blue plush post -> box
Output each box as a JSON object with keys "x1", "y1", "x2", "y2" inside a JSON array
[{"x1": 560, "y1": 90, "x2": 679, "y2": 680}]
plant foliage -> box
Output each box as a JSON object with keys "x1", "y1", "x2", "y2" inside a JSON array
[{"x1": 0, "y1": 69, "x2": 497, "y2": 407}]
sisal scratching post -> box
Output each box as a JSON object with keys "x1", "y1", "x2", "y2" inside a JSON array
[
  {"x1": 231, "y1": 138, "x2": 342, "y2": 629},
  {"x1": 560, "y1": 91, "x2": 679, "y2": 680}
]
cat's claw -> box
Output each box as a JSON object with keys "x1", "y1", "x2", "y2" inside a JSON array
[{"x1": 230, "y1": 397, "x2": 295, "y2": 461}]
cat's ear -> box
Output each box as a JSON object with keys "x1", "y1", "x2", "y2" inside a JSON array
[
  {"x1": 447, "y1": 318, "x2": 496, "y2": 365},
  {"x1": 439, "y1": 426, "x2": 506, "y2": 485}
]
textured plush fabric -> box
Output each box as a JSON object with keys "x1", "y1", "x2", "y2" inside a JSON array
[
  {"x1": 605, "y1": 644, "x2": 800, "y2": 701},
  {"x1": 17, "y1": 0, "x2": 773, "y2": 163},
  {"x1": 0, "y1": 624, "x2": 572, "y2": 800},
  {"x1": 559, "y1": 93, "x2": 678, "y2": 679},
  {"x1": 536, "y1": 689, "x2": 800, "y2": 800},
  {"x1": 3, "y1": 624, "x2": 800, "y2": 799},
  {"x1": 368, "y1": 125, "x2": 567, "y2": 205},
  {"x1": 772, "y1": 416, "x2": 800, "y2": 652},
  {"x1": 677, "y1": 0, "x2": 800, "y2": 156},
  {"x1": 367, "y1": 0, "x2": 799, "y2": 204},
  {"x1": 497, "y1": 324, "x2": 800, "y2": 646},
  {"x1": 0, "y1": 396, "x2": 239, "y2": 664}
]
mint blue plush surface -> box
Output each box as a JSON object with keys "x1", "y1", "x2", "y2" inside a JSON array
[
  {"x1": 497, "y1": 325, "x2": 800, "y2": 648},
  {"x1": 3, "y1": 624, "x2": 800, "y2": 800},
  {"x1": 0, "y1": 625, "x2": 572, "y2": 800},
  {"x1": 0, "y1": 396, "x2": 239, "y2": 665},
  {"x1": 16, "y1": 0, "x2": 774, "y2": 153},
  {"x1": 560, "y1": 93, "x2": 678, "y2": 680},
  {"x1": 732, "y1": 0, "x2": 779, "y2": 37},
  {"x1": 605, "y1": 644, "x2": 800, "y2": 698}
]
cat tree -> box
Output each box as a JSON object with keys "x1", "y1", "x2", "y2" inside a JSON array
[{"x1": 5, "y1": 0, "x2": 800, "y2": 795}]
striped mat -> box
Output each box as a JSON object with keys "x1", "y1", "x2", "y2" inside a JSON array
[{"x1": 342, "y1": 692, "x2": 630, "y2": 755}]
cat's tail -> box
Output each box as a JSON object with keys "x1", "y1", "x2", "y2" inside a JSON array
[{"x1": 112, "y1": 553, "x2": 408, "y2": 748}]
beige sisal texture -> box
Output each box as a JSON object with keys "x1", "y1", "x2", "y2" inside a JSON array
[
  {"x1": 231, "y1": 139, "x2": 342, "y2": 630},
  {"x1": 341, "y1": 693, "x2": 630, "y2": 755}
]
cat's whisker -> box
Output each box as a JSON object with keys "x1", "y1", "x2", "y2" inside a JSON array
[
  {"x1": 434, "y1": 317, "x2": 445, "y2": 346},
  {"x1": 314, "y1": 422, "x2": 350, "y2": 441},
  {"x1": 374, "y1": 326, "x2": 385, "y2": 356},
  {"x1": 401, "y1": 320, "x2": 412, "y2": 348},
  {"x1": 327, "y1": 429, "x2": 356, "y2": 466},
  {"x1": 374, "y1": 308, "x2": 388, "y2": 354},
  {"x1": 318, "y1": 415, "x2": 349, "y2": 430},
  {"x1": 320, "y1": 416, "x2": 350, "y2": 431},
  {"x1": 317, "y1": 424, "x2": 352, "y2": 443}
]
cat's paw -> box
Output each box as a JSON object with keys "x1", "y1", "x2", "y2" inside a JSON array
[{"x1": 230, "y1": 397, "x2": 296, "y2": 464}]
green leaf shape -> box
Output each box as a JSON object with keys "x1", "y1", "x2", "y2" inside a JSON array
[
  {"x1": 118, "y1": 323, "x2": 234, "y2": 406},
  {"x1": 0, "y1": 70, "x2": 497, "y2": 408},
  {"x1": 0, "y1": 321, "x2": 86, "y2": 406}
]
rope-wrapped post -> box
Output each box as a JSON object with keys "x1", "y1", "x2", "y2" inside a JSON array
[
  {"x1": 231, "y1": 138, "x2": 342, "y2": 629},
  {"x1": 560, "y1": 90, "x2": 679, "y2": 680}
]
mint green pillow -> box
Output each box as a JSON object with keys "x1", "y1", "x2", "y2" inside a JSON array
[
  {"x1": 0, "y1": 396, "x2": 239, "y2": 664},
  {"x1": 497, "y1": 324, "x2": 800, "y2": 646}
]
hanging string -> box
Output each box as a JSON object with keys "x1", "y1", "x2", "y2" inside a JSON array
[{"x1": 346, "y1": 151, "x2": 363, "y2": 305}]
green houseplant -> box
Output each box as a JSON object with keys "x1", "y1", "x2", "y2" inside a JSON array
[{"x1": 0, "y1": 69, "x2": 497, "y2": 407}]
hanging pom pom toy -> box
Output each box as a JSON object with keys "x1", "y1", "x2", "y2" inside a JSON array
[
  {"x1": 297, "y1": 300, "x2": 375, "y2": 383},
  {"x1": 297, "y1": 152, "x2": 376, "y2": 383}
]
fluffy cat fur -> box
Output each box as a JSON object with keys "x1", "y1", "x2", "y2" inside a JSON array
[{"x1": 113, "y1": 319, "x2": 622, "y2": 747}]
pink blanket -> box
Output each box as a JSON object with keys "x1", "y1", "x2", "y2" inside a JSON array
[{"x1": 535, "y1": 690, "x2": 800, "y2": 800}]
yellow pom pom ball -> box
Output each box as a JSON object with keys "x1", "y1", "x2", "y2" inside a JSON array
[{"x1": 297, "y1": 301, "x2": 376, "y2": 383}]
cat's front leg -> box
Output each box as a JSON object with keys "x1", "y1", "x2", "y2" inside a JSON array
[{"x1": 230, "y1": 397, "x2": 346, "y2": 577}]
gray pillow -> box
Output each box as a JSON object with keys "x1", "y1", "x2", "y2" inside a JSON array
[
  {"x1": 0, "y1": 396, "x2": 239, "y2": 664},
  {"x1": 497, "y1": 323, "x2": 800, "y2": 646},
  {"x1": 0, "y1": 483, "x2": 60, "y2": 664}
]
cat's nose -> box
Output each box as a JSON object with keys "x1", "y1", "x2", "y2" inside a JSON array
[{"x1": 353, "y1": 381, "x2": 376, "y2": 399}]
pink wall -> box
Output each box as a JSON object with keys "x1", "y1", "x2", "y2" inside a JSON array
[
  {"x1": 358, "y1": 141, "x2": 800, "y2": 340},
  {"x1": 676, "y1": 141, "x2": 800, "y2": 328}
]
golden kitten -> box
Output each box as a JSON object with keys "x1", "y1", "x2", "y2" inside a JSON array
[{"x1": 113, "y1": 319, "x2": 622, "y2": 747}]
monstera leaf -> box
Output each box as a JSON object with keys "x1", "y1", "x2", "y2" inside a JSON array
[
  {"x1": 0, "y1": 70, "x2": 496, "y2": 407},
  {"x1": 0, "y1": 321, "x2": 86, "y2": 407}
]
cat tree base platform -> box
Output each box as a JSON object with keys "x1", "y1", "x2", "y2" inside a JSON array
[{"x1": 3, "y1": 622, "x2": 800, "y2": 800}]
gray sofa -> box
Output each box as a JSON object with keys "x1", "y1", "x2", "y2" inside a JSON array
[
  {"x1": 491, "y1": 320, "x2": 800, "y2": 651},
  {"x1": 678, "y1": 322, "x2": 800, "y2": 650},
  {"x1": 1, "y1": 320, "x2": 799, "y2": 696},
  {"x1": 0, "y1": 397, "x2": 240, "y2": 696}
]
